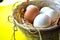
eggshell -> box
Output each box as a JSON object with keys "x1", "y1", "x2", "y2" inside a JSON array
[
  {"x1": 33, "y1": 14, "x2": 51, "y2": 28},
  {"x1": 40, "y1": 7, "x2": 59, "y2": 23},
  {"x1": 24, "y1": 5, "x2": 39, "y2": 23}
]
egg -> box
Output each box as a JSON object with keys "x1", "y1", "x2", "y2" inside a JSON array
[
  {"x1": 40, "y1": 7, "x2": 59, "y2": 23},
  {"x1": 24, "y1": 5, "x2": 39, "y2": 23},
  {"x1": 33, "y1": 14, "x2": 51, "y2": 28}
]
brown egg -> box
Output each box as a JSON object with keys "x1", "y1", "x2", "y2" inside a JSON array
[{"x1": 24, "y1": 5, "x2": 39, "y2": 23}]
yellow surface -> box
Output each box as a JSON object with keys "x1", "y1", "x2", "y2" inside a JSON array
[{"x1": 0, "y1": 2, "x2": 28, "y2": 40}]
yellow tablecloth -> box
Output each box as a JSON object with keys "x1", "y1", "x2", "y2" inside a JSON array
[{"x1": 0, "y1": 1, "x2": 28, "y2": 40}]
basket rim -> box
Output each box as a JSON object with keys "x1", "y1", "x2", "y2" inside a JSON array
[{"x1": 13, "y1": 18, "x2": 58, "y2": 31}]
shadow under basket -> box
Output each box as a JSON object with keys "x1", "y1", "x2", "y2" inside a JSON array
[{"x1": 12, "y1": 0, "x2": 60, "y2": 40}]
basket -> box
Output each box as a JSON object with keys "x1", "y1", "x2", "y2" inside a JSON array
[{"x1": 11, "y1": 0, "x2": 60, "y2": 40}]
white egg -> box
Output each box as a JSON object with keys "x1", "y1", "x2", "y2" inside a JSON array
[
  {"x1": 33, "y1": 14, "x2": 51, "y2": 28},
  {"x1": 40, "y1": 7, "x2": 59, "y2": 23}
]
